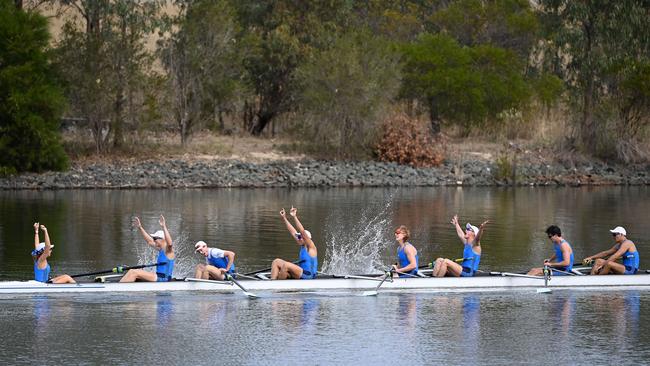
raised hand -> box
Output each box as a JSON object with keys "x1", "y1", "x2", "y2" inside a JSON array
[
  {"x1": 480, "y1": 220, "x2": 490, "y2": 229},
  {"x1": 159, "y1": 215, "x2": 166, "y2": 227},
  {"x1": 34, "y1": 222, "x2": 39, "y2": 233},
  {"x1": 280, "y1": 208, "x2": 286, "y2": 217},
  {"x1": 40, "y1": 224, "x2": 47, "y2": 232},
  {"x1": 451, "y1": 215, "x2": 459, "y2": 226},
  {"x1": 290, "y1": 206, "x2": 297, "y2": 217},
  {"x1": 133, "y1": 217, "x2": 142, "y2": 228}
]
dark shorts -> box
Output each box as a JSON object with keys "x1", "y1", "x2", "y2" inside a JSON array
[
  {"x1": 460, "y1": 267, "x2": 475, "y2": 277},
  {"x1": 156, "y1": 273, "x2": 171, "y2": 282},
  {"x1": 624, "y1": 266, "x2": 639, "y2": 275}
]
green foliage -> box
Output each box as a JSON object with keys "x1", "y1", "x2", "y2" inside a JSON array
[
  {"x1": 295, "y1": 30, "x2": 401, "y2": 159},
  {"x1": 401, "y1": 33, "x2": 531, "y2": 132},
  {"x1": 0, "y1": 0, "x2": 68, "y2": 173},
  {"x1": 538, "y1": 0, "x2": 650, "y2": 159}
]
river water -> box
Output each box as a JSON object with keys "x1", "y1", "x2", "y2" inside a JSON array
[{"x1": 0, "y1": 187, "x2": 649, "y2": 364}]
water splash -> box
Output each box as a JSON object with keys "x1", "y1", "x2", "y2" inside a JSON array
[
  {"x1": 321, "y1": 192, "x2": 396, "y2": 275},
  {"x1": 133, "y1": 229, "x2": 194, "y2": 278}
]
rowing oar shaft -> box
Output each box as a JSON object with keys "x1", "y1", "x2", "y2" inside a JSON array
[{"x1": 69, "y1": 262, "x2": 166, "y2": 279}]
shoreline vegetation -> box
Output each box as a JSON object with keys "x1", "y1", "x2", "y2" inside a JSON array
[
  {"x1": 2, "y1": 133, "x2": 648, "y2": 189},
  {"x1": 2, "y1": 1, "x2": 649, "y2": 183}
]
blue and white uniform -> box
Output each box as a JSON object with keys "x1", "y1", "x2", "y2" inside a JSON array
[
  {"x1": 206, "y1": 248, "x2": 235, "y2": 274},
  {"x1": 156, "y1": 249, "x2": 175, "y2": 282},
  {"x1": 34, "y1": 261, "x2": 51, "y2": 283},
  {"x1": 298, "y1": 246, "x2": 318, "y2": 279},
  {"x1": 617, "y1": 241, "x2": 640, "y2": 275},
  {"x1": 460, "y1": 243, "x2": 481, "y2": 277},
  {"x1": 551, "y1": 239, "x2": 574, "y2": 275},
  {"x1": 397, "y1": 242, "x2": 419, "y2": 276}
]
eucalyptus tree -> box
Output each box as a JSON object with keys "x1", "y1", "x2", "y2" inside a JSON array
[
  {"x1": 537, "y1": 0, "x2": 650, "y2": 160},
  {"x1": 159, "y1": 0, "x2": 243, "y2": 146},
  {"x1": 53, "y1": 0, "x2": 163, "y2": 152}
]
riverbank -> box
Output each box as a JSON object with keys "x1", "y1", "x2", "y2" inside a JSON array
[
  {"x1": 1, "y1": 157, "x2": 648, "y2": 189},
  {"x1": 2, "y1": 134, "x2": 648, "y2": 189}
]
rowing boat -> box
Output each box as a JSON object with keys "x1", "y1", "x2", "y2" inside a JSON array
[{"x1": 2, "y1": 272, "x2": 650, "y2": 294}]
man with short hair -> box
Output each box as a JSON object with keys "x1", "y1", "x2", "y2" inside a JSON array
[
  {"x1": 583, "y1": 226, "x2": 639, "y2": 275},
  {"x1": 194, "y1": 241, "x2": 236, "y2": 280},
  {"x1": 527, "y1": 225, "x2": 574, "y2": 276}
]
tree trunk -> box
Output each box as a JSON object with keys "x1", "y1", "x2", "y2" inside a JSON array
[
  {"x1": 250, "y1": 112, "x2": 273, "y2": 136},
  {"x1": 14, "y1": 0, "x2": 22, "y2": 9},
  {"x1": 428, "y1": 101, "x2": 441, "y2": 135}
]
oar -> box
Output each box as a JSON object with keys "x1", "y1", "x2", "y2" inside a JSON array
[
  {"x1": 421, "y1": 257, "x2": 469, "y2": 269},
  {"x1": 69, "y1": 262, "x2": 166, "y2": 279},
  {"x1": 225, "y1": 274, "x2": 259, "y2": 298},
  {"x1": 550, "y1": 268, "x2": 576, "y2": 276},
  {"x1": 490, "y1": 271, "x2": 547, "y2": 280},
  {"x1": 185, "y1": 276, "x2": 258, "y2": 299},
  {"x1": 234, "y1": 273, "x2": 262, "y2": 280},
  {"x1": 318, "y1": 272, "x2": 384, "y2": 282},
  {"x1": 243, "y1": 260, "x2": 305, "y2": 276},
  {"x1": 361, "y1": 269, "x2": 394, "y2": 296}
]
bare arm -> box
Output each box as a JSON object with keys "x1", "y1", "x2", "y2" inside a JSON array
[
  {"x1": 224, "y1": 251, "x2": 235, "y2": 272},
  {"x1": 548, "y1": 244, "x2": 571, "y2": 267},
  {"x1": 280, "y1": 208, "x2": 299, "y2": 242},
  {"x1": 41, "y1": 225, "x2": 52, "y2": 257},
  {"x1": 450, "y1": 215, "x2": 465, "y2": 242},
  {"x1": 602, "y1": 242, "x2": 631, "y2": 266},
  {"x1": 160, "y1": 215, "x2": 173, "y2": 252},
  {"x1": 291, "y1": 207, "x2": 317, "y2": 255},
  {"x1": 584, "y1": 246, "x2": 617, "y2": 261},
  {"x1": 134, "y1": 217, "x2": 156, "y2": 247},
  {"x1": 474, "y1": 220, "x2": 489, "y2": 245},
  {"x1": 33, "y1": 222, "x2": 40, "y2": 249}
]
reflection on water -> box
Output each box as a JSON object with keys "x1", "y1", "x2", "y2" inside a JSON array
[{"x1": 1, "y1": 291, "x2": 650, "y2": 364}]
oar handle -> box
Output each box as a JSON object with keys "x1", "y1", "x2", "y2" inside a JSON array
[
  {"x1": 70, "y1": 262, "x2": 166, "y2": 278},
  {"x1": 243, "y1": 259, "x2": 305, "y2": 276}
]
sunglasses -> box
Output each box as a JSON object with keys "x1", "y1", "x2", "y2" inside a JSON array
[
  {"x1": 612, "y1": 233, "x2": 621, "y2": 237},
  {"x1": 152, "y1": 237, "x2": 162, "y2": 241}
]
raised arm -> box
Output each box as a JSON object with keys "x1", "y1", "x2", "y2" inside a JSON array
[
  {"x1": 40, "y1": 225, "x2": 52, "y2": 257},
  {"x1": 33, "y1": 222, "x2": 40, "y2": 249},
  {"x1": 290, "y1": 207, "x2": 316, "y2": 253},
  {"x1": 280, "y1": 208, "x2": 299, "y2": 242},
  {"x1": 134, "y1": 217, "x2": 156, "y2": 247},
  {"x1": 160, "y1": 215, "x2": 173, "y2": 251},
  {"x1": 475, "y1": 220, "x2": 489, "y2": 244},
  {"x1": 223, "y1": 250, "x2": 235, "y2": 272},
  {"x1": 451, "y1": 215, "x2": 465, "y2": 242}
]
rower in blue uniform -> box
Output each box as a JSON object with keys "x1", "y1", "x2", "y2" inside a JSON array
[
  {"x1": 31, "y1": 222, "x2": 75, "y2": 284},
  {"x1": 271, "y1": 206, "x2": 318, "y2": 280},
  {"x1": 528, "y1": 225, "x2": 574, "y2": 276},
  {"x1": 120, "y1": 215, "x2": 175, "y2": 282},
  {"x1": 393, "y1": 225, "x2": 419, "y2": 276},
  {"x1": 432, "y1": 215, "x2": 488, "y2": 277},
  {"x1": 194, "y1": 240, "x2": 236, "y2": 280},
  {"x1": 583, "y1": 226, "x2": 640, "y2": 275}
]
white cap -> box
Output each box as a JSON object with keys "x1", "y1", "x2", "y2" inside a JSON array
[
  {"x1": 150, "y1": 230, "x2": 165, "y2": 240},
  {"x1": 31, "y1": 242, "x2": 53, "y2": 255},
  {"x1": 194, "y1": 240, "x2": 208, "y2": 252},
  {"x1": 609, "y1": 226, "x2": 627, "y2": 236},
  {"x1": 295, "y1": 230, "x2": 312, "y2": 240},
  {"x1": 466, "y1": 223, "x2": 479, "y2": 236}
]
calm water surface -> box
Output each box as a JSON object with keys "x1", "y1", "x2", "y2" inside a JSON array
[{"x1": 0, "y1": 187, "x2": 649, "y2": 364}]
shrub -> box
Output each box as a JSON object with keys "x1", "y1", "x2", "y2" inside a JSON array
[{"x1": 375, "y1": 114, "x2": 444, "y2": 167}]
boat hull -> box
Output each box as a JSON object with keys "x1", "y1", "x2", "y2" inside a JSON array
[{"x1": 2, "y1": 275, "x2": 650, "y2": 294}]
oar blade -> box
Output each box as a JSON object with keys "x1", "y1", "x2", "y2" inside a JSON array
[
  {"x1": 243, "y1": 291, "x2": 260, "y2": 299},
  {"x1": 360, "y1": 290, "x2": 378, "y2": 297},
  {"x1": 536, "y1": 288, "x2": 552, "y2": 294}
]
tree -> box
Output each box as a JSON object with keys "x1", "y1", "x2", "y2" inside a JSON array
[
  {"x1": 0, "y1": 0, "x2": 68, "y2": 173},
  {"x1": 159, "y1": 0, "x2": 244, "y2": 146},
  {"x1": 401, "y1": 33, "x2": 530, "y2": 134},
  {"x1": 296, "y1": 31, "x2": 401, "y2": 158},
  {"x1": 537, "y1": 0, "x2": 650, "y2": 159}
]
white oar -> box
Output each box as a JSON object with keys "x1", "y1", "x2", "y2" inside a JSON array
[
  {"x1": 491, "y1": 271, "x2": 552, "y2": 294},
  {"x1": 361, "y1": 269, "x2": 393, "y2": 296},
  {"x1": 318, "y1": 272, "x2": 384, "y2": 282},
  {"x1": 185, "y1": 277, "x2": 259, "y2": 299}
]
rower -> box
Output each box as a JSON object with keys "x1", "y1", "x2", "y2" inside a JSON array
[
  {"x1": 583, "y1": 226, "x2": 639, "y2": 275},
  {"x1": 392, "y1": 225, "x2": 418, "y2": 276},
  {"x1": 194, "y1": 241, "x2": 236, "y2": 280},
  {"x1": 31, "y1": 223, "x2": 75, "y2": 284},
  {"x1": 120, "y1": 215, "x2": 175, "y2": 283},
  {"x1": 271, "y1": 206, "x2": 317, "y2": 280},
  {"x1": 432, "y1": 216, "x2": 487, "y2": 277},
  {"x1": 527, "y1": 225, "x2": 574, "y2": 276}
]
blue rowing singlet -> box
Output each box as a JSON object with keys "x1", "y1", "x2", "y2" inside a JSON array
[
  {"x1": 156, "y1": 249, "x2": 175, "y2": 282},
  {"x1": 208, "y1": 255, "x2": 236, "y2": 274},
  {"x1": 618, "y1": 241, "x2": 639, "y2": 274},
  {"x1": 460, "y1": 243, "x2": 481, "y2": 277},
  {"x1": 397, "y1": 242, "x2": 419, "y2": 275},
  {"x1": 34, "y1": 261, "x2": 50, "y2": 283},
  {"x1": 299, "y1": 246, "x2": 317, "y2": 279},
  {"x1": 553, "y1": 239, "x2": 574, "y2": 272}
]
